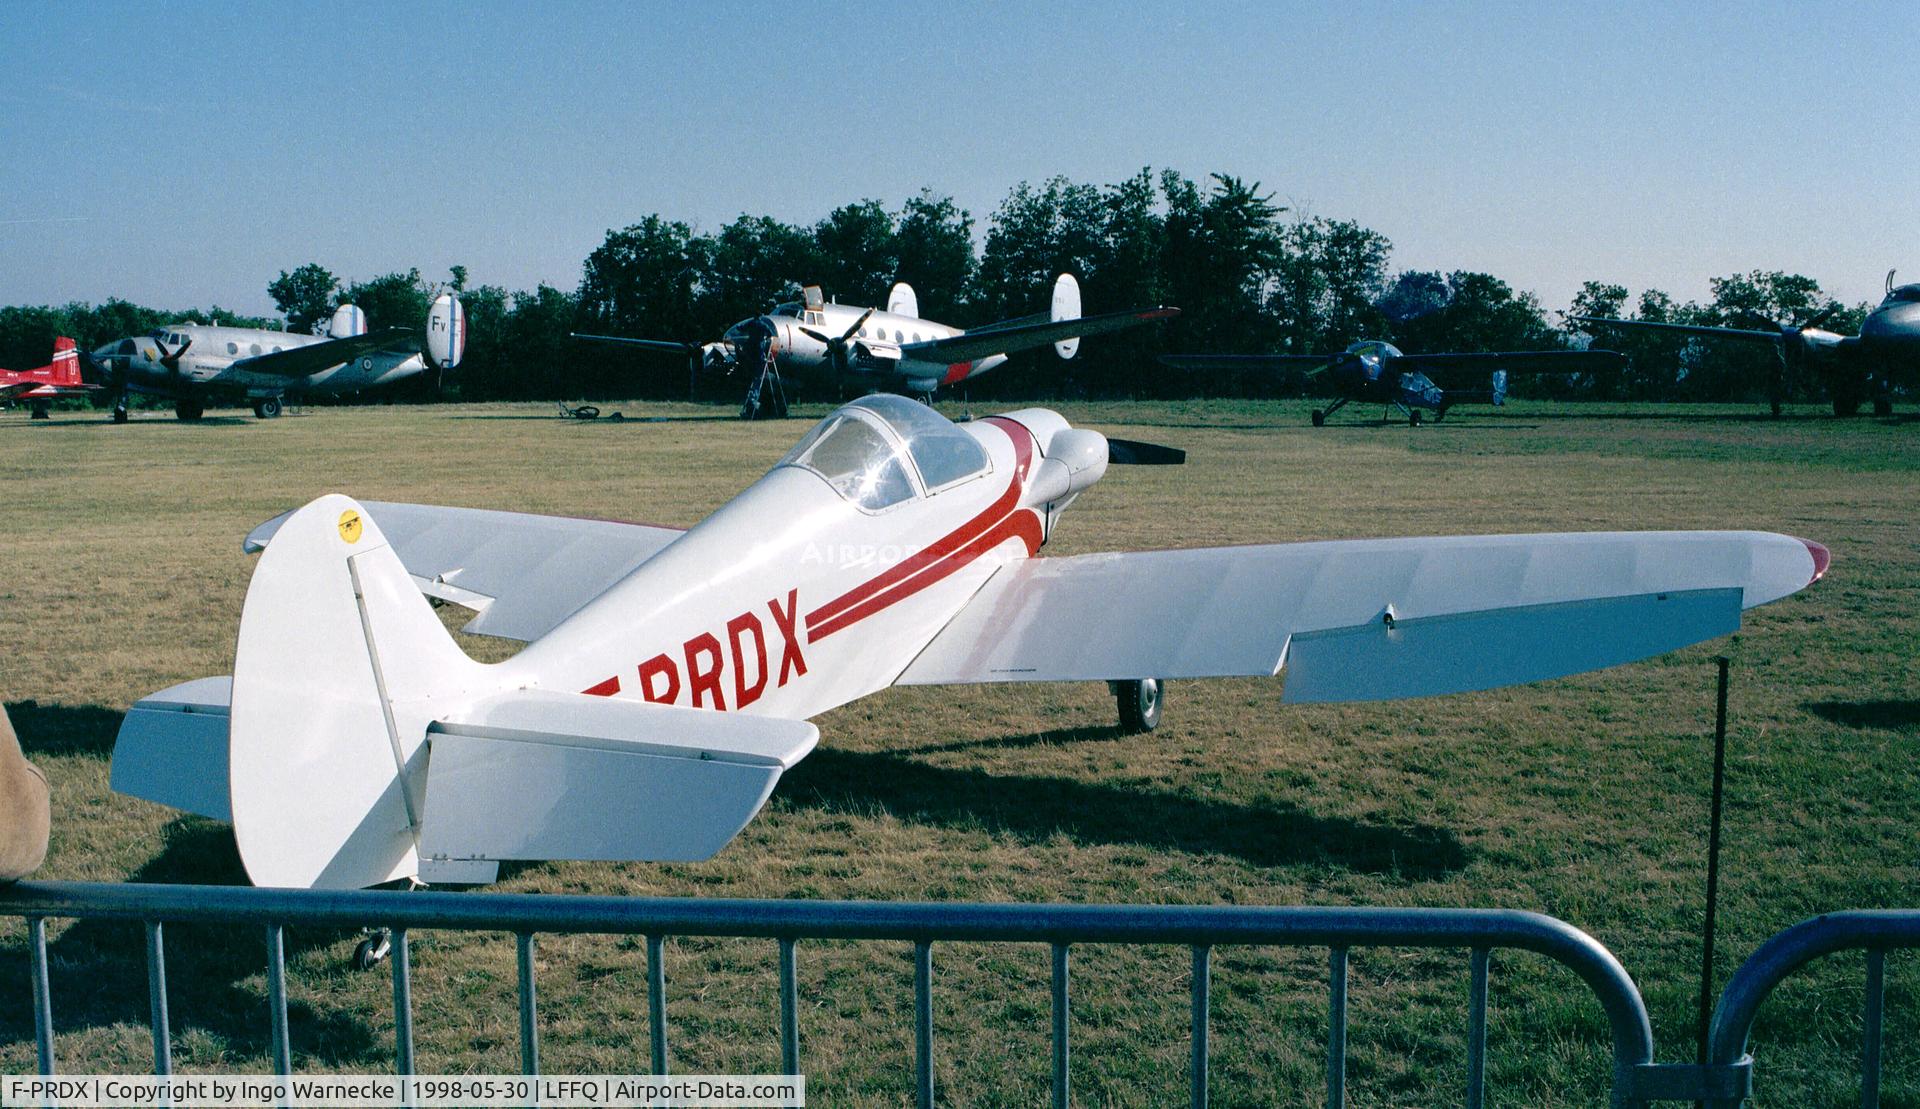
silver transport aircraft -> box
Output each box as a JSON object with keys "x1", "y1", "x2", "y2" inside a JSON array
[
  {"x1": 88, "y1": 295, "x2": 465, "y2": 422},
  {"x1": 577, "y1": 274, "x2": 1178, "y2": 417},
  {"x1": 1573, "y1": 270, "x2": 1920, "y2": 416}
]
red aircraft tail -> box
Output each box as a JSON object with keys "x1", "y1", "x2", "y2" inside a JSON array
[{"x1": 49, "y1": 337, "x2": 80, "y2": 387}]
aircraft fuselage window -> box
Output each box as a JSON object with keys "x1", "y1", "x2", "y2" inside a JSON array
[
  {"x1": 894, "y1": 330, "x2": 904, "y2": 343},
  {"x1": 912, "y1": 332, "x2": 921, "y2": 343},
  {"x1": 251, "y1": 344, "x2": 262, "y2": 355},
  {"x1": 228, "y1": 342, "x2": 239, "y2": 354}
]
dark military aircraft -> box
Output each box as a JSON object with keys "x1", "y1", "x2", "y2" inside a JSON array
[
  {"x1": 1160, "y1": 341, "x2": 1624, "y2": 426},
  {"x1": 1571, "y1": 271, "x2": 1920, "y2": 416}
]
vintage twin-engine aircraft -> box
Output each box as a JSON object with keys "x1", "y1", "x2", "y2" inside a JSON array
[
  {"x1": 0, "y1": 337, "x2": 101, "y2": 418},
  {"x1": 110, "y1": 394, "x2": 1826, "y2": 891},
  {"x1": 576, "y1": 274, "x2": 1178, "y2": 418},
  {"x1": 89, "y1": 295, "x2": 466, "y2": 422},
  {"x1": 1162, "y1": 342, "x2": 1625, "y2": 426},
  {"x1": 1572, "y1": 271, "x2": 1920, "y2": 416}
]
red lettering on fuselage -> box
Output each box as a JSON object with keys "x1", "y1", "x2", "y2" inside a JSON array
[
  {"x1": 769, "y1": 589, "x2": 808, "y2": 685},
  {"x1": 728, "y1": 611, "x2": 768, "y2": 708},
  {"x1": 684, "y1": 632, "x2": 726, "y2": 709},
  {"x1": 582, "y1": 591, "x2": 814, "y2": 711},
  {"x1": 638, "y1": 653, "x2": 679, "y2": 704}
]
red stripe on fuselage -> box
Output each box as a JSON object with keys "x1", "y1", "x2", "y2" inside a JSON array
[{"x1": 804, "y1": 416, "x2": 1036, "y2": 642}]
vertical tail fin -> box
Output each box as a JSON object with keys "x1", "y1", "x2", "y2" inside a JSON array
[
  {"x1": 49, "y1": 338, "x2": 78, "y2": 387},
  {"x1": 229, "y1": 494, "x2": 495, "y2": 888},
  {"x1": 1051, "y1": 273, "x2": 1082, "y2": 359}
]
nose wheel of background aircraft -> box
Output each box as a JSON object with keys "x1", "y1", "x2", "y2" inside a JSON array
[{"x1": 1112, "y1": 678, "x2": 1164, "y2": 734}]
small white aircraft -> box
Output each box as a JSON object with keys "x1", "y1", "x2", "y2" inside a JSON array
[
  {"x1": 111, "y1": 395, "x2": 1827, "y2": 891},
  {"x1": 576, "y1": 274, "x2": 1177, "y2": 417},
  {"x1": 89, "y1": 295, "x2": 466, "y2": 421}
]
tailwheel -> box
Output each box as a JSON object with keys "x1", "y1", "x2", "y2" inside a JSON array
[
  {"x1": 352, "y1": 928, "x2": 392, "y2": 971},
  {"x1": 1112, "y1": 678, "x2": 1165, "y2": 734}
]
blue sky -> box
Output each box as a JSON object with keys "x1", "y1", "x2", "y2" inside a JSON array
[{"x1": 2, "y1": 1, "x2": 1913, "y2": 320}]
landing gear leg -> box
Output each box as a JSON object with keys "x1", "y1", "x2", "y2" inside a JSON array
[
  {"x1": 352, "y1": 928, "x2": 392, "y2": 970},
  {"x1": 1111, "y1": 678, "x2": 1165, "y2": 734},
  {"x1": 1312, "y1": 398, "x2": 1346, "y2": 427}
]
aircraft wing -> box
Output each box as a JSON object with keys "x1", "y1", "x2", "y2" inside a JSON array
[
  {"x1": 905, "y1": 307, "x2": 1179, "y2": 364},
  {"x1": 1158, "y1": 354, "x2": 1331, "y2": 372},
  {"x1": 572, "y1": 333, "x2": 701, "y2": 355},
  {"x1": 227, "y1": 327, "x2": 420, "y2": 379},
  {"x1": 243, "y1": 501, "x2": 685, "y2": 640},
  {"x1": 1384, "y1": 350, "x2": 1626, "y2": 378},
  {"x1": 1567, "y1": 316, "x2": 1784, "y2": 345},
  {"x1": 895, "y1": 530, "x2": 1823, "y2": 701}
]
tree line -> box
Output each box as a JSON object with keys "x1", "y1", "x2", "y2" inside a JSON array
[{"x1": 0, "y1": 169, "x2": 1873, "y2": 406}]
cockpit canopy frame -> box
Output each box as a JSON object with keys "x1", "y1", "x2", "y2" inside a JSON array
[{"x1": 778, "y1": 394, "x2": 993, "y2": 513}]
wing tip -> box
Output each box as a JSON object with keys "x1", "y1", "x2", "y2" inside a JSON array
[{"x1": 1793, "y1": 537, "x2": 1831, "y2": 585}]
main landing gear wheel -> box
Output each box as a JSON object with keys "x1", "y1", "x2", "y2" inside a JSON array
[
  {"x1": 352, "y1": 928, "x2": 393, "y2": 970},
  {"x1": 1310, "y1": 409, "x2": 1326, "y2": 427},
  {"x1": 29, "y1": 401, "x2": 50, "y2": 420},
  {"x1": 1408, "y1": 409, "x2": 1423, "y2": 427},
  {"x1": 112, "y1": 406, "x2": 129, "y2": 424},
  {"x1": 252, "y1": 396, "x2": 283, "y2": 419},
  {"x1": 1874, "y1": 398, "x2": 1894, "y2": 417},
  {"x1": 174, "y1": 399, "x2": 204, "y2": 421},
  {"x1": 1112, "y1": 678, "x2": 1164, "y2": 734}
]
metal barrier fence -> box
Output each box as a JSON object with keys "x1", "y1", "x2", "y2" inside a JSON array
[
  {"x1": 1706, "y1": 909, "x2": 1920, "y2": 1109},
  {"x1": 1, "y1": 880, "x2": 1677, "y2": 1108}
]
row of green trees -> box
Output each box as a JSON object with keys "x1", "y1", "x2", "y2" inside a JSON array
[{"x1": 0, "y1": 169, "x2": 1871, "y2": 405}]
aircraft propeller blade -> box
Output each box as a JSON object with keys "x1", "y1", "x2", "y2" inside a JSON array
[
  {"x1": 800, "y1": 307, "x2": 878, "y2": 374},
  {"x1": 838, "y1": 307, "x2": 876, "y2": 344},
  {"x1": 1799, "y1": 304, "x2": 1841, "y2": 332},
  {"x1": 157, "y1": 336, "x2": 190, "y2": 371},
  {"x1": 1106, "y1": 437, "x2": 1186, "y2": 465}
]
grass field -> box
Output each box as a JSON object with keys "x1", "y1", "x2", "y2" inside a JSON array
[{"x1": 1, "y1": 397, "x2": 1915, "y2": 1106}]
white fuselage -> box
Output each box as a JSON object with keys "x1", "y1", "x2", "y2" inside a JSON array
[
  {"x1": 115, "y1": 324, "x2": 427, "y2": 400},
  {"x1": 504, "y1": 404, "x2": 1072, "y2": 719},
  {"x1": 744, "y1": 302, "x2": 1010, "y2": 392}
]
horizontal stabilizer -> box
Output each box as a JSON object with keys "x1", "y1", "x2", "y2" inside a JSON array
[
  {"x1": 420, "y1": 691, "x2": 818, "y2": 864},
  {"x1": 109, "y1": 676, "x2": 234, "y2": 820},
  {"x1": 1282, "y1": 588, "x2": 1741, "y2": 702},
  {"x1": 245, "y1": 501, "x2": 684, "y2": 641}
]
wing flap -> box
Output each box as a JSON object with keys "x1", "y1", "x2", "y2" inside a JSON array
[
  {"x1": 896, "y1": 531, "x2": 1819, "y2": 695},
  {"x1": 244, "y1": 501, "x2": 685, "y2": 641},
  {"x1": 229, "y1": 328, "x2": 419, "y2": 379}
]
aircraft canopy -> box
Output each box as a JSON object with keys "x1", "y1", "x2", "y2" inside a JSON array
[{"x1": 780, "y1": 395, "x2": 990, "y2": 511}]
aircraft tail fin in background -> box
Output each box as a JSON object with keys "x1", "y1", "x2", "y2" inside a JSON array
[
  {"x1": 1051, "y1": 273, "x2": 1082, "y2": 359},
  {"x1": 887, "y1": 282, "x2": 918, "y2": 319},
  {"x1": 49, "y1": 337, "x2": 79, "y2": 386}
]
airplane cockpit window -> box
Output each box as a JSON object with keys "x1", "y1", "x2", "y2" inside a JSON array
[
  {"x1": 780, "y1": 410, "x2": 917, "y2": 511},
  {"x1": 774, "y1": 301, "x2": 802, "y2": 317},
  {"x1": 1886, "y1": 285, "x2": 1920, "y2": 304},
  {"x1": 847, "y1": 394, "x2": 991, "y2": 492}
]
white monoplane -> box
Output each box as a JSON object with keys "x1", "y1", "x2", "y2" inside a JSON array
[{"x1": 112, "y1": 395, "x2": 1827, "y2": 891}]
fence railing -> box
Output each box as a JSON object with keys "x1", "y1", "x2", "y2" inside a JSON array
[
  {"x1": 1, "y1": 880, "x2": 1680, "y2": 1108},
  {"x1": 1706, "y1": 909, "x2": 1920, "y2": 1109}
]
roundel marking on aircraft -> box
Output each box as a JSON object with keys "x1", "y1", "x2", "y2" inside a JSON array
[
  {"x1": 360, "y1": 357, "x2": 374, "y2": 371},
  {"x1": 338, "y1": 510, "x2": 363, "y2": 544}
]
